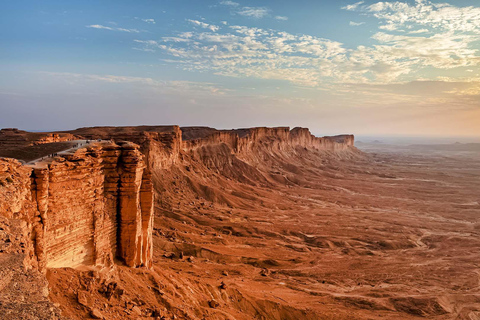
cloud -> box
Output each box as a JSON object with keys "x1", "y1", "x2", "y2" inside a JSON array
[
  {"x1": 342, "y1": 0, "x2": 480, "y2": 34},
  {"x1": 220, "y1": 2, "x2": 276, "y2": 20},
  {"x1": 369, "y1": 32, "x2": 478, "y2": 69},
  {"x1": 188, "y1": 19, "x2": 220, "y2": 32},
  {"x1": 134, "y1": 17, "x2": 155, "y2": 24},
  {"x1": 87, "y1": 24, "x2": 140, "y2": 33},
  {"x1": 133, "y1": 14, "x2": 480, "y2": 88},
  {"x1": 408, "y1": 28, "x2": 430, "y2": 34},
  {"x1": 220, "y1": 0, "x2": 239, "y2": 6},
  {"x1": 342, "y1": 1, "x2": 365, "y2": 11},
  {"x1": 349, "y1": 21, "x2": 365, "y2": 26},
  {"x1": 130, "y1": 1, "x2": 480, "y2": 88},
  {"x1": 87, "y1": 24, "x2": 115, "y2": 31},
  {"x1": 132, "y1": 47, "x2": 156, "y2": 52},
  {"x1": 238, "y1": 7, "x2": 269, "y2": 18},
  {"x1": 135, "y1": 25, "x2": 349, "y2": 87}
]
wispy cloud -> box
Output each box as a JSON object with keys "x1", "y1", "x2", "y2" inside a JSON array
[
  {"x1": 142, "y1": 18, "x2": 155, "y2": 24},
  {"x1": 408, "y1": 28, "x2": 430, "y2": 34},
  {"x1": 220, "y1": 1, "x2": 275, "y2": 20},
  {"x1": 134, "y1": 17, "x2": 155, "y2": 24},
  {"x1": 87, "y1": 24, "x2": 115, "y2": 31},
  {"x1": 349, "y1": 21, "x2": 365, "y2": 26},
  {"x1": 343, "y1": 0, "x2": 480, "y2": 34},
  {"x1": 220, "y1": 0, "x2": 239, "y2": 6},
  {"x1": 342, "y1": 1, "x2": 364, "y2": 11},
  {"x1": 132, "y1": 47, "x2": 156, "y2": 52},
  {"x1": 188, "y1": 19, "x2": 220, "y2": 32},
  {"x1": 87, "y1": 24, "x2": 140, "y2": 33},
  {"x1": 238, "y1": 7, "x2": 269, "y2": 18}
]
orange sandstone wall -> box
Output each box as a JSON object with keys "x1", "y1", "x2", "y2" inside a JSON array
[
  {"x1": 0, "y1": 141, "x2": 154, "y2": 271},
  {"x1": 64, "y1": 126, "x2": 354, "y2": 172},
  {"x1": 182, "y1": 127, "x2": 355, "y2": 154},
  {"x1": 32, "y1": 133, "x2": 76, "y2": 145},
  {"x1": 0, "y1": 158, "x2": 39, "y2": 270}
]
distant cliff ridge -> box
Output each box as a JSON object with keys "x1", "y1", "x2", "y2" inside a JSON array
[{"x1": 61, "y1": 126, "x2": 354, "y2": 170}]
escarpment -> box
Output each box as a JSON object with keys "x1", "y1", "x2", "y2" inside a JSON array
[
  {"x1": 182, "y1": 126, "x2": 354, "y2": 154},
  {"x1": 0, "y1": 125, "x2": 357, "y2": 319},
  {"x1": 0, "y1": 126, "x2": 354, "y2": 271},
  {"x1": 0, "y1": 141, "x2": 154, "y2": 272},
  {"x1": 0, "y1": 126, "x2": 354, "y2": 270},
  {"x1": 60, "y1": 126, "x2": 354, "y2": 169}
]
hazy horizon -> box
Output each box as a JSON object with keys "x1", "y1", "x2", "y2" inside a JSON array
[{"x1": 3, "y1": 124, "x2": 480, "y2": 145}]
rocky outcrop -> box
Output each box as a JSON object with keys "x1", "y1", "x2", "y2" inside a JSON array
[
  {"x1": 116, "y1": 142, "x2": 153, "y2": 268},
  {"x1": 289, "y1": 127, "x2": 354, "y2": 151},
  {"x1": 67, "y1": 126, "x2": 183, "y2": 172},
  {"x1": 32, "y1": 133, "x2": 76, "y2": 145},
  {"x1": 0, "y1": 141, "x2": 154, "y2": 271},
  {"x1": 0, "y1": 129, "x2": 76, "y2": 149}
]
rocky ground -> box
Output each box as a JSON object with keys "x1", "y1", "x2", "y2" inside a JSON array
[{"x1": 0, "y1": 216, "x2": 65, "y2": 320}]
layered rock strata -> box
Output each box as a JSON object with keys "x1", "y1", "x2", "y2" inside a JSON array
[
  {"x1": 0, "y1": 126, "x2": 353, "y2": 271},
  {"x1": 0, "y1": 141, "x2": 153, "y2": 272},
  {"x1": 32, "y1": 133, "x2": 76, "y2": 145},
  {"x1": 62, "y1": 126, "x2": 354, "y2": 170},
  {"x1": 182, "y1": 126, "x2": 354, "y2": 154}
]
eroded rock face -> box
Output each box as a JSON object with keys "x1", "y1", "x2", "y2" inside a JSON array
[
  {"x1": 32, "y1": 133, "x2": 76, "y2": 145},
  {"x1": 183, "y1": 126, "x2": 355, "y2": 154},
  {"x1": 0, "y1": 141, "x2": 154, "y2": 271},
  {"x1": 0, "y1": 126, "x2": 353, "y2": 271}
]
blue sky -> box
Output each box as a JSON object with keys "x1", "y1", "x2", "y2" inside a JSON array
[{"x1": 1, "y1": 0, "x2": 480, "y2": 137}]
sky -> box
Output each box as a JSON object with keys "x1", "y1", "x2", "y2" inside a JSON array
[{"x1": 1, "y1": 0, "x2": 480, "y2": 137}]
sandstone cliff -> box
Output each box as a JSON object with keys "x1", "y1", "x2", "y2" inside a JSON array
[
  {"x1": 182, "y1": 126, "x2": 354, "y2": 154},
  {"x1": 0, "y1": 126, "x2": 354, "y2": 271},
  {"x1": 63, "y1": 126, "x2": 354, "y2": 169},
  {"x1": 0, "y1": 141, "x2": 154, "y2": 272}
]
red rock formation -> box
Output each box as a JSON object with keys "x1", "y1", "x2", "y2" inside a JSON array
[
  {"x1": 0, "y1": 125, "x2": 353, "y2": 271},
  {"x1": 0, "y1": 141, "x2": 154, "y2": 272},
  {"x1": 32, "y1": 133, "x2": 76, "y2": 145},
  {"x1": 0, "y1": 125, "x2": 358, "y2": 319},
  {"x1": 116, "y1": 141, "x2": 152, "y2": 267},
  {"x1": 62, "y1": 126, "x2": 354, "y2": 171},
  {"x1": 183, "y1": 126, "x2": 354, "y2": 154}
]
